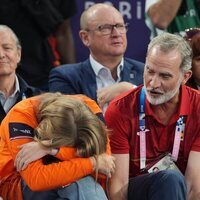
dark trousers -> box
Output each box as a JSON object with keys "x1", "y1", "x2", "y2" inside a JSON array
[{"x1": 128, "y1": 170, "x2": 187, "y2": 200}]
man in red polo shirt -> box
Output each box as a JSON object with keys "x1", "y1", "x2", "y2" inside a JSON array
[{"x1": 105, "y1": 33, "x2": 200, "y2": 200}]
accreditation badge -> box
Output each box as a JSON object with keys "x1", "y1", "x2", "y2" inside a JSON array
[{"x1": 147, "y1": 153, "x2": 181, "y2": 174}]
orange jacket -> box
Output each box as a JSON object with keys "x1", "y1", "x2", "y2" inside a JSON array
[{"x1": 0, "y1": 94, "x2": 110, "y2": 198}]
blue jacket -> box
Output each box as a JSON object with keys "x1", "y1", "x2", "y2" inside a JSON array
[{"x1": 49, "y1": 58, "x2": 144, "y2": 102}]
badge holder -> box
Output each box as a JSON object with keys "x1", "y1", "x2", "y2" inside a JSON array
[{"x1": 147, "y1": 153, "x2": 181, "y2": 173}]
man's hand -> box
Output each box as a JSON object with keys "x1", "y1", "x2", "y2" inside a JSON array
[
  {"x1": 97, "y1": 82, "x2": 135, "y2": 108},
  {"x1": 14, "y1": 141, "x2": 52, "y2": 171}
]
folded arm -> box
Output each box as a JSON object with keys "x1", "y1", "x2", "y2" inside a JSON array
[
  {"x1": 15, "y1": 135, "x2": 111, "y2": 171},
  {"x1": 14, "y1": 141, "x2": 76, "y2": 171},
  {"x1": 97, "y1": 82, "x2": 135, "y2": 109},
  {"x1": 21, "y1": 156, "x2": 93, "y2": 191}
]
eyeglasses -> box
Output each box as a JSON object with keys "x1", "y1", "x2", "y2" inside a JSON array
[
  {"x1": 86, "y1": 23, "x2": 129, "y2": 35},
  {"x1": 184, "y1": 27, "x2": 200, "y2": 40}
]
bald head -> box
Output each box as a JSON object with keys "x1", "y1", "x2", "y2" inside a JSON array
[
  {"x1": 79, "y1": 3, "x2": 127, "y2": 63},
  {"x1": 80, "y1": 4, "x2": 123, "y2": 30},
  {"x1": 0, "y1": 25, "x2": 21, "y2": 49}
]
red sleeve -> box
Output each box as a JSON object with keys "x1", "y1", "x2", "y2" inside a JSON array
[
  {"x1": 105, "y1": 100, "x2": 130, "y2": 154},
  {"x1": 191, "y1": 132, "x2": 200, "y2": 152}
]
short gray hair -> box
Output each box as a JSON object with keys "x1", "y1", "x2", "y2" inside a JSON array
[
  {"x1": 0, "y1": 25, "x2": 21, "y2": 49},
  {"x1": 147, "y1": 33, "x2": 192, "y2": 72}
]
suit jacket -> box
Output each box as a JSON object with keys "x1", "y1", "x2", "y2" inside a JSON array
[
  {"x1": 0, "y1": 75, "x2": 41, "y2": 124},
  {"x1": 49, "y1": 58, "x2": 144, "y2": 102}
]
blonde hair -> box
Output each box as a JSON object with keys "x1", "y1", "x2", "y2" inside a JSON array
[{"x1": 35, "y1": 93, "x2": 107, "y2": 157}]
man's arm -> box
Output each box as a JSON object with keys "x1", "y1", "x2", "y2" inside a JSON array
[
  {"x1": 55, "y1": 19, "x2": 76, "y2": 63},
  {"x1": 109, "y1": 154, "x2": 129, "y2": 200},
  {"x1": 97, "y1": 82, "x2": 135, "y2": 109},
  {"x1": 185, "y1": 151, "x2": 200, "y2": 200},
  {"x1": 146, "y1": 0, "x2": 182, "y2": 29}
]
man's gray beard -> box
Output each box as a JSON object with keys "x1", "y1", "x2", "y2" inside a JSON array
[{"x1": 144, "y1": 77, "x2": 182, "y2": 105}]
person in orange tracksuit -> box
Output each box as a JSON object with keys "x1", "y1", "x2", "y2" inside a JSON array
[{"x1": 0, "y1": 93, "x2": 115, "y2": 200}]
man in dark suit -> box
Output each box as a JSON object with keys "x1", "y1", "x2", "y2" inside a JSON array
[{"x1": 49, "y1": 3, "x2": 144, "y2": 112}]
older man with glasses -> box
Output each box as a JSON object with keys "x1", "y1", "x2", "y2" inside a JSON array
[{"x1": 49, "y1": 3, "x2": 144, "y2": 113}]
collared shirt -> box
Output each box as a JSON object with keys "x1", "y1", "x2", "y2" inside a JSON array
[
  {"x1": 90, "y1": 55, "x2": 124, "y2": 112},
  {"x1": 105, "y1": 85, "x2": 200, "y2": 177},
  {"x1": 0, "y1": 76, "x2": 20, "y2": 113}
]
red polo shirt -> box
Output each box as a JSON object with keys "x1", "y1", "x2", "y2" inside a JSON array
[{"x1": 105, "y1": 85, "x2": 200, "y2": 177}]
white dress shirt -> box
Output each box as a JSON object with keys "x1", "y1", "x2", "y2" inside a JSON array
[
  {"x1": 0, "y1": 76, "x2": 20, "y2": 113},
  {"x1": 90, "y1": 55, "x2": 124, "y2": 113}
]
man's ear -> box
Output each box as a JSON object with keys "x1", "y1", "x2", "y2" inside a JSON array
[
  {"x1": 79, "y1": 30, "x2": 90, "y2": 47},
  {"x1": 182, "y1": 70, "x2": 192, "y2": 85},
  {"x1": 17, "y1": 48, "x2": 22, "y2": 64}
]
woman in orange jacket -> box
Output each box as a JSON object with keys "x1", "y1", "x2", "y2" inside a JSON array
[{"x1": 0, "y1": 93, "x2": 114, "y2": 200}]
